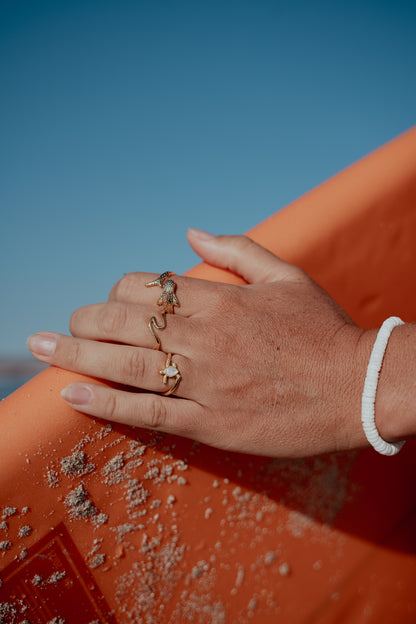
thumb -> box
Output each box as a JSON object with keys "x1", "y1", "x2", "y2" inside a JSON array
[{"x1": 187, "y1": 229, "x2": 299, "y2": 284}]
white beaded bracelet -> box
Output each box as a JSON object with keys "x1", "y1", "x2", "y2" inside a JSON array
[{"x1": 361, "y1": 316, "x2": 406, "y2": 456}]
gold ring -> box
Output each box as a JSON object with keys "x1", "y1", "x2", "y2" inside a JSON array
[
  {"x1": 145, "y1": 271, "x2": 175, "y2": 289},
  {"x1": 145, "y1": 272, "x2": 179, "y2": 350},
  {"x1": 160, "y1": 354, "x2": 181, "y2": 396},
  {"x1": 157, "y1": 278, "x2": 180, "y2": 314},
  {"x1": 148, "y1": 313, "x2": 166, "y2": 351}
]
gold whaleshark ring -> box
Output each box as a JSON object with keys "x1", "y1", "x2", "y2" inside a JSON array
[
  {"x1": 157, "y1": 279, "x2": 180, "y2": 314},
  {"x1": 145, "y1": 272, "x2": 180, "y2": 350}
]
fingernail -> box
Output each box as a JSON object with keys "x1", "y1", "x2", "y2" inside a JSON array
[
  {"x1": 61, "y1": 383, "x2": 94, "y2": 406},
  {"x1": 188, "y1": 228, "x2": 215, "y2": 241},
  {"x1": 26, "y1": 332, "x2": 57, "y2": 357}
]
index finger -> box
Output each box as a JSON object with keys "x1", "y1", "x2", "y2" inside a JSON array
[{"x1": 108, "y1": 272, "x2": 230, "y2": 318}]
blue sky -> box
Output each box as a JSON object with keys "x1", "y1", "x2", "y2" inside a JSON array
[{"x1": 1, "y1": 0, "x2": 415, "y2": 356}]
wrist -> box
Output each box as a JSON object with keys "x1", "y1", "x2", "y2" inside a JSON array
[
  {"x1": 332, "y1": 324, "x2": 374, "y2": 451},
  {"x1": 374, "y1": 323, "x2": 416, "y2": 443},
  {"x1": 335, "y1": 324, "x2": 406, "y2": 453},
  {"x1": 359, "y1": 318, "x2": 406, "y2": 455}
]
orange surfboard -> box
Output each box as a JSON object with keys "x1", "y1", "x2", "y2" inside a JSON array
[{"x1": 1, "y1": 127, "x2": 416, "y2": 623}]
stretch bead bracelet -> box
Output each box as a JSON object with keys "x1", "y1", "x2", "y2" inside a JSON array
[{"x1": 361, "y1": 316, "x2": 406, "y2": 456}]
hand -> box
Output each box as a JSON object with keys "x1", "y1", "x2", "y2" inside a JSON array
[{"x1": 26, "y1": 230, "x2": 371, "y2": 457}]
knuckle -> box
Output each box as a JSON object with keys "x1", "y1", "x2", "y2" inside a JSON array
[
  {"x1": 69, "y1": 308, "x2": 81, "y2": 335},
  {"x1": 69, "y1": 305, "x2": 90, "y2": 336},
  {"x1": 119, "y1": 349, "x2": 146, "y2": 384},
  {"x1": 103, "y1": 392, "x2": 119, "y2": 421},
  {"x1": 65, "y1": 339, "x2": 82, "y2": 369},
  {"x1": 143, "y1": 395, "x2": 167, "y2": 430},
  {"x1": 233, "y1": 234, "x2": 252, "y2": 250},
  {"x1": 109, "y1": 273, "x2": 138, "y2": 301},
  {"x1": 97, "y1": 304, "x2": 128, "y2": 336}
]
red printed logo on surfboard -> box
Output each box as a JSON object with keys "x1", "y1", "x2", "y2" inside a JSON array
[{"x1": 0, "y1": 523, "x2": 116, "y2": 623}]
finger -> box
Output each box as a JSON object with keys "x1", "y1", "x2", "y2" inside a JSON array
[
  {"x1": 70, "y1": 301, "x2": 198, "y2": 354},
  {"x1": 108, "y1": 272, "x2": 205, "y2": 315},
  {"x1": 26, "y1": 331, "x2": 192, "y2": 397},
  {"x1": 61, "y1": 383, "x2": 206, "y2": 440},
  {"x1": 187, "y1": 229, "x2": 300, "y2": 284}
]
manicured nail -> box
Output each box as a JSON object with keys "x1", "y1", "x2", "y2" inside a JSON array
[
  {"x1": 61, "y1": 383, "x2": 94, "y2": 406},
  {"x1": 26, "y1": 332, "x2": 57, "y2": 357},
  {"x1": 188, "y1": 228, "x2": 215, "y2": 241}
]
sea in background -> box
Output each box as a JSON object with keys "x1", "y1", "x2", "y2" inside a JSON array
[
  {"x1": 0, "y1": 378, "x2": 32, "y2": 400},
  {"x1": 0, "y1": 359, "x2": 48, "y2": 401}
]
